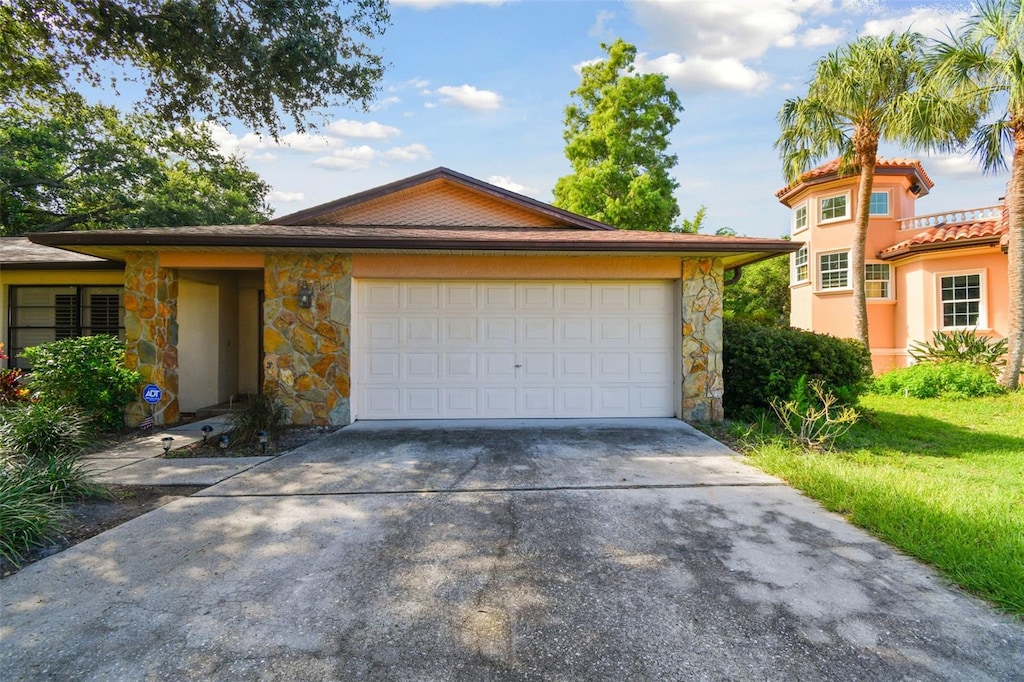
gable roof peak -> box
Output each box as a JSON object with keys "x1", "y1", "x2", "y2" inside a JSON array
[{"x1": 268, "y1": 167, "x2": 617, "y2": 231}]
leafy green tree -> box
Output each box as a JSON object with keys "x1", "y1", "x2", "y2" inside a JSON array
[
  {"x1": 0, "y1": 0, "x2": 389, "y2": 134},
  {"x1": 554, "y1": 39, "x2": 683, "y2": 232},
  {"x1": 674, "y1": 205, "x2": 707, "y2": 234},
  {"x1": 0, "y1": 102, "x2": 271, "y2": 234},
  {"x1": 724, "y1": 254, "x2": 791, "y2": 327},
  {"x1": 927, "y1": 0, "x2": 1024, "y2": 389},
  {"x1": 776, "y1": 31, "x2": 969, "y2": 349}
]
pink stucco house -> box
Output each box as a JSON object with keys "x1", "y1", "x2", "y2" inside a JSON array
[{"x1": 778, "y1": 158, "x2": 1010, "y2": 373}]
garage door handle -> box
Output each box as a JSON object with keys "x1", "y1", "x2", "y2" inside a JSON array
[{"x1": 514, "y1": 364, "x2": 522, "y2": 368}]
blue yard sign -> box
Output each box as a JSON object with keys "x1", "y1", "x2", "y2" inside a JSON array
[{"x1": 142, "y1": 384, "x2": 162, "y2": 404}]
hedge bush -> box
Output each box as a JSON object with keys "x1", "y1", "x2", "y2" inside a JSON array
[
  {"x1": 20, "y1": 335, "x2": 140, "y2": 432},
  {"x1": 871, "y1": 361, "x2": 1003, "y2": 399},
  {"x1": 722, "y1": 319, "x2": 872, "y2": 415}
]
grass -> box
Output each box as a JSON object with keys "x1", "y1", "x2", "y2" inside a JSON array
[{"x1": 732, "y1": 391, "x2": 1024, "y2": 616}]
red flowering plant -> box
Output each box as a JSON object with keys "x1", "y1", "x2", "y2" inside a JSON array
[{"x1": 0, "y1": 343, "x2": 31, "y2": 404}]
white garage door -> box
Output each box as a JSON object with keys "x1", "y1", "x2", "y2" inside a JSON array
[{"x1": 355, "y1": 280, "x2": 677, "y2": 419}]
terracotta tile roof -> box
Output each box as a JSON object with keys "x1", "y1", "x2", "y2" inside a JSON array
[
  {"x1": 878, "y1": 208, "x2": 1008, "y2": 260},
  {"x1": 775, "y1": 157, "x2": 934, "y2": 201},
  {"x1": 0, "y1": 236, "x2": 121, "y2": 269}
]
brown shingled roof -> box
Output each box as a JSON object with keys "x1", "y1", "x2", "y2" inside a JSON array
[
  {"x1": 878, "y1": 208, "x2": 1008, "y2": 260},
  {"x1": 775, "y1": 157, "x2": 934, "y2": 203},
  {"x1": 0, "y1": 236, "x2": 121, "y2": 269}
]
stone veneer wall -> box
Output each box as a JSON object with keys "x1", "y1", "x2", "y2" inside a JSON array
[
  {"x1": 263, "y1": 254, "x2": 352, "y2": 425},
  {"x1": 123, "y1": 253, "x2": 179, "y2": 426},
  {"x1": 681, "y1": 258, "x2": 725, "y2": 422}
]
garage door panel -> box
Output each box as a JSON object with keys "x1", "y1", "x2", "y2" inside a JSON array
[{"x1": 356, "y1": 281, "x2": 676, "y2": 419}]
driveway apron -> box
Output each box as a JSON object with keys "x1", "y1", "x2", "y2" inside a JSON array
[{"x1": 2, "y1": 419, "x2": 1021, "y2": 681}]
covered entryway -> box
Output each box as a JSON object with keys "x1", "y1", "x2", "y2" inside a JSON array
[{"x1": 354, "y1": 280, "x2": 677, "y2": 419}]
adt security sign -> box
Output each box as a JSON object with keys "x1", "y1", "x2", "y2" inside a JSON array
[{"x1": 142, "y1": 384, "x2": 162, "y2": 404}]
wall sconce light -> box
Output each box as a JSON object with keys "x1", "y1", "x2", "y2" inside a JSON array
[
  {"x1": 909, "y1": 183, "x2": 922, "y2": 196},
  {"x1": 258, "y1": 430, "x2": 268, "y2": 455},
  {"x1": 298, "y1": 281, "x2": 314, "y2": 308},
  {"x1": 201, "y1": 424, "x2": 213, "y2": 443},
  {"x1": 161, "y1": 436, "x2": 174, "y2": 454},
  {"x1": 219, "y1": 434, "x2": 230, "y2": 450}
]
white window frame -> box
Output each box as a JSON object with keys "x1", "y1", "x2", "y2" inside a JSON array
[
  {"x1": 865, "y1": 262, "x2": 892, "y2": 300},
  {"x1": 938, "y1": 270, "x2": 987, "y2": 330},
  {"x1": 869, "y1": 190, "x2": 891, "y2": 217},
  {"x1": 818, "y1": 191, "x2": 851, "y2": 224},
  {"x1": 792, "y1": 245, "x2": 809, "y2": 284},
  {"x1": 793, "y1": 202, "x2": 808, "y2": 234},
  {"x1": 818, "y1": 250, "x2": 850, "y2": 291}
]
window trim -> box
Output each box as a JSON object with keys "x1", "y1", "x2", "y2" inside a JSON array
[
  {"x1": 817, "y1": 249, "x2": 851, "y2": 291},
  {"x1": 865, "y1": 261, "x2": 892, "y2": 300},
  {"x1": 868, "y1": 189, "x2": 891, "y2": 217},
  {"x1": 792, "y1": 202, "x2": 808, "y2": 234},
  {"x1": 818, "y1": 191, "x2": 851, "y2": 224},
  {"x1": 792, "y1": 245, "x2": 809, "y2": 284},
  {"x1": 937, "y1": 270, "x2": 987, "y2": 330}
]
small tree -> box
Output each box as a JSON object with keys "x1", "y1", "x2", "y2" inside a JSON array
[{"x1": 554, "y1": 39, "x2": 683, "y2": 232}]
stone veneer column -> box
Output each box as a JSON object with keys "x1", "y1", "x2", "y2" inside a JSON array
[
  {"x1": 123, "y1": 253, "x2": 179, "y2": 427},
  {"x1": 681, "y1": 258, "x2": 725, "y2": 422},
  {"x1": 263, "y1": 254, "x2": 352, "y2": 426}
]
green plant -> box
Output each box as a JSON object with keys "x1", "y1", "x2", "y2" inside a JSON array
[
  {"x1": 722, "y1": 319, "x2": 872, "y2": 415},
  {"x1": 0, "y1": 466, "x2": 63, "y2": 566},
  {"x1": 770, "y1": 378, "x2": 859, "y2": 451},
  {"x1": 909, "y1": 330, "x2": 1007, "y2": 373},
  {"x1": 872, "y1": 361, "x2": 1004, "y2": 399},
  {"x1": 20, "y1": 335, "x2": 140, "y2": 432},
  {"x1": 226, "y1": 388, "x2": 289, "y2": 444},
  {"x1": 0, "y1": 402, "x2": 95, "y2": 461}
]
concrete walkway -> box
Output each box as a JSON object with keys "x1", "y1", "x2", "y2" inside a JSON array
[
  {"x1": 3, "y1": 419, "x2": 1022, "y2": 680},
  {"x1": 81, "y1": 415, "x2": 272, "y2": 486}
]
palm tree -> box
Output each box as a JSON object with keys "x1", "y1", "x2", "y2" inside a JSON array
[
  {"x1": 929, "y1": 0, "x2": 1024, "y2": 389},
  {"x1": 776, "y1": 31, "x2": 963, "y2": 351}
]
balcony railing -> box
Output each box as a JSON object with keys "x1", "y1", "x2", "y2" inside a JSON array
[{"x1": 899, "y1": 205, "x2": 1003, "y2": 231}]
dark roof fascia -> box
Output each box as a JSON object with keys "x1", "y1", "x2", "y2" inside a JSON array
[
  {"x1": 0, "y1": 260, "x2": 124, "y2": 270},
  {"x1": 877, "y1": 235, "x2": 1003, "y2": 261},
  {"x1": 267, "y1": 167, "x2": 618, "y2": 231},
  {"x1": 30, "y1": 229, "x2": 798, "y2": 256},
  {"x1": 777, "y1": 165, "x2": 931, "y2": 206}
]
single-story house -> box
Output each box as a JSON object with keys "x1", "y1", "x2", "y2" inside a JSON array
[{"x1": 5, "y1": 168, "x2": 796, "y2": 426}]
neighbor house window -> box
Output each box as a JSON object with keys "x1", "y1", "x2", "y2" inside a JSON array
[
  {"x1": 819, "y1": 251, "x2": 849, "y2": 290},
  {"x1": 6, "y1": 286, "x2": 125, "y2": 369},
  {"x1": 793, "y1": 246, "x2": 809, "y2": 283},
  {"x1": 793, "y1": 204, "x2": 808, "y2": 233},
  {"x1": 940, "y1": 273, "x2": 983, "y2": 328},
  {"x1": 869, "y1": 191, "x2": 890, "y2": 216},
  {"x1": 865, "y1": 263, "x2": 891, "y2": 298},
  {"x1": 820, "y1": 193, "x2": 849, "y2": 222}
]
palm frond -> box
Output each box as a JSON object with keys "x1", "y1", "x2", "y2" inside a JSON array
[{"x1": 970, "y1": 119, "x2": 1013, "y2": 173}]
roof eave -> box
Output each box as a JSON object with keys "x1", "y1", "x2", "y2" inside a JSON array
[{"x1": 878, "y1": 235, "x2": 1003, "y2": 261}]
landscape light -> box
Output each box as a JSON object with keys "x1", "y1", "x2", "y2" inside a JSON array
[
  {"x1": 201, "y1": 424, "x2": 213, "y2": 443},
  {"x1": 219, "y1": 434, "x2": 230, "y2": 450},
  {"x1": 258, "y1": 431, "x2": 268, "y2": 455},
  {"x1": 161, "y1": 436, "x2": 174, "y2": 454}
]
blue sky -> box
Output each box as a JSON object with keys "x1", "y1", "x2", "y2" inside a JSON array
[{"x1": 201, "y1": 0, "x2": 1010, "y2": 238}]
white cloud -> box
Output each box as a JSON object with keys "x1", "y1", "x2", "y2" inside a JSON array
[
  {"x1": 382, "y1": 144, "x2": 431, "y2": 162},
  {"x1": 799, "y1": 23, "x2": 845, "y2": 47},
  {"x1": 572, "y1": 57, "x2": 603, "y2": 75},
  {"x1": 863, "y1": 8, "x2": 966, "y2": 40},
  {"x1": 487, "y1": 175, "x2": 539, "y2": 195},
  {"x1": 248, "y1": 152, "x2": 278, "y2": 162},
  {"x1": 435, "y1": 84, "x2": 503, "y2": 110},
  {"x1": 370, "y1": 96, "x2": 401, "y2": 111},
  {"x1": 268, "y1": 190, "x2": 306, "y2": 203},
  {"x1": 313, "y1": 145, "x2": 379, "y2": 170},
  {"x1": 631, "y1": 0, "x2": 829, "y2": 61},
  {"x1": 636, "y1": 53, "x2": 770, "y2": 93},
  {"x1": 392, "y1": 0, "x2": 505, "y2": 7},
  {"x1": 588, "y1": 9, "x2": 616, "y2": 38},
  {"x1": 923, "y1": 152, "x2": 982, "y2": 178},
  {"x1": 326, "y1": 118, "x2": 401, "y2": 139}
]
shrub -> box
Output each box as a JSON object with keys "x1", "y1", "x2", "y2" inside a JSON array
[
  {"x1": 872, "y1": 361, "x2": 1003, "y2": 399},
  {"x1": 0, "y1": 466, "x2": 64, "y2": 566},
  {"x1": 909, "y1": 330, "x2": 1007, "y2": 374},
  {"x1": 771, "y1": 378, "x2": 859, "y2": 451},
  {"x1": 0, "y1": 402, "x2": 95, "y2": 461},
  {"x1": 722, "y1": 319, "x2": 872, "y2": 415},
  {"x1": 227, "y1": 386, "x2": 289, "y2": 444},
  {"x1": 20, "y1": 335, "x2": 141, "y2": 432}
]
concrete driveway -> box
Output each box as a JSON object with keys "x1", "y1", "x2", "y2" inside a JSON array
[{"x1": 2, "y1": 419, "x2": 1022, "y2": 680}]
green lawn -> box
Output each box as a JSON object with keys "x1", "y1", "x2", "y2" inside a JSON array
[{"x1": 738, "y1": 391, "x2": 1024, "y2": 616}]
